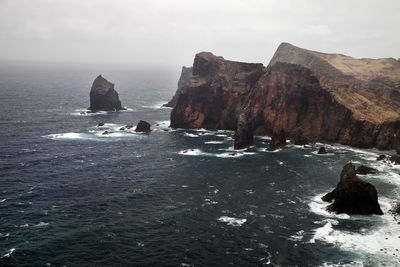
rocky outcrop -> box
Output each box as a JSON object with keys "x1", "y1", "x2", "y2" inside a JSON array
[
  {"x1": 163, "y1": 67, "x2": 193, "y2": 108},
  {"x1": 135, "y1": 120, "x2": 151, "y2": 132},
  {"x1": 268, "y1": 130, "x2": 286, "y2": 151},
  {"x1": 89, "y1": 75, "x2": 125, "y2": 112},
  {"x1": 170, "y1": 44, "x2": 400, "y2": 151},
  {"x1": 356, "y1": 165, "x2": 378, "y2": 175},
  {"x1": 234, "y1": 106, "x2": 254, "y2": 149},
  {"x1": 322, "y1": 163, "x2": 383, "y2": 215},
  {"x1": 170, "y1": 52, "x2": 264, "y2": 130}
]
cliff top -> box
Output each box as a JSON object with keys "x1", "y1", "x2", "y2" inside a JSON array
[{"x1": 270, "y1": 42, "x2": 400, "y2": 81}]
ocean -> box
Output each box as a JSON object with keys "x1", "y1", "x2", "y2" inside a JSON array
[{"x1": 1, "y1": 61, "x2": 399, "y2": 266}]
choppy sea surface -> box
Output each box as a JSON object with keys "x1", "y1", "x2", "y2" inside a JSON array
[{"x1": 1, "y1": 61, "x2": 400, "y2": 266}]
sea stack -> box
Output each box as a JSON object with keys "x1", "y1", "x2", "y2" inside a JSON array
[
  {"x1": 322, "y1": 163, "x2": 383, "y2": 215},
  {"x1": 89, "y1": 75, "x2": 124, "y2": 112}
]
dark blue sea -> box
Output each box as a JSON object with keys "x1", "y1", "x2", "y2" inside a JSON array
[{"x1": 1, "y1": 61, "x2": 400, "y2": 266}]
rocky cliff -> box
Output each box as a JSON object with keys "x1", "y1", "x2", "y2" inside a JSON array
[
  {"x1": 170, "y1": 44, "x2": 400, "y2": 150},
  {"x1": 89, "y1": 75, "x2": 124, "y2": 112},
  {"x1": 163, "y1": 66, "x2": 193, "y2": 108}
]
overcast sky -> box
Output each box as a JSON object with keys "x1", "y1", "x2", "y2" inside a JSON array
[{"x1": 0, "y1": 0, "x2": 399, "y2": 67}]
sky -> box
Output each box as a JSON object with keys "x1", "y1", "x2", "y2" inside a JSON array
[{"x1": 0, "y1": 0, "x2": 399, "y2": 67}]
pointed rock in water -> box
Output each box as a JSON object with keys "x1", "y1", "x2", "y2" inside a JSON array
[
  {"x1": 89, "y1": 75, "x2": 125, "y2": 112},
  {"x1": 318, "y1": 147, "x2": 328, "y2": 154},
  {"x1": 268, "y1": 130, "x2": 286, "y2": 151},
  {"x1": 135, "y1": 120, "x2": 151, "y2": 132},
  {"x1": 322, "y1": 163, "x2": 383, "y2": 215},
  {"x1": 234, "y1": 107, "x2": 253, "y2": 149},
  {"x1": 356, "y1": 165, "x2": 378, "y2": 175}
]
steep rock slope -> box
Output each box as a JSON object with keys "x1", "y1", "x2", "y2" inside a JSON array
[
  {"x1": 163, "y1": 66, "x2": 193, "y2": 108},
  {"x1": 170, "y1": 52, "x2": 264, "y2": 129}
]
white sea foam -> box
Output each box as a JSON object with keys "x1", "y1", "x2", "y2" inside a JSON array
[
  {"x1": 184, "y1": 133, "x2": 199, "y2": 138},
  {"x1": 309, "y1": 194, "x2": 400, "y2": 265},
  {"x1": 34, "y1": 222, "x2": 49, "y2": 227},
  {"x1": 0, "y1": 199, "x2": 6, "y2": 203},
  {"x1": 178, "y1": 149, "x2": 254, "y2": 158},
  {"x1": 204, "y1": 141, "x2": 225, "y2": 144},
  {"x1": 218, "y1": 216, "x2": 247, "y2": 227},
  {"x1": 0, "y1": 233, "x2": 10, "y2": 237},
  {"x1": 2, "y1": 248, "x2": 15, "y2": 258}
]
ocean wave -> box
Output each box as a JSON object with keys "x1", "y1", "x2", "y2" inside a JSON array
[
  {"x1": 204, "y1": 141, "x2": 225, "y2": 144},
  {"x1": 70, "y1": 108, "x2": 134, "y2": 116},
  {"x1": 217, "y1": 216, "x2": 247, "y2": 227},
  {"x1": 184, "y1": 133, "x2": 199, "y2": 138},
  {"x1": 178, "y1": 149, "x2": 255, "y2": 158},
  {"x1": 2, "y1": 248, "x2": 15, "y2": 258},
  {"x1": 43, "y1": 130, "x2": 144, "y2": 142}
]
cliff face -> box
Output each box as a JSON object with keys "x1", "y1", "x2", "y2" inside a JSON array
[
  {"x1": 170, "y1": 44, "x2": 400, "y2": 150},
  {"x1": 89, "y1": 75, "x2": 123, "y2": 112},
  {"x1": 163, "y1": 66, "x2": 193, "y2": 108},
  {"x1": 170, "y1": 52, "x2": 264, "y2": 129}
]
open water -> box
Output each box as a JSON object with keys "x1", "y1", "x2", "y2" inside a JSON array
[{"x1": 1, "y1": 61, "x2": 400, "y2": 266}]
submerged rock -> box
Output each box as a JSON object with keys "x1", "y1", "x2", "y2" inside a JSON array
[
  {"x1": 125, "y1": 125, "x2": 134, "y2": 129},
  {"x1": 97, "y1": 122, "x2": 105, "y2": 127},
  {"x1": 89, "y1": 75, "x2": 125, "y2": 112},
  {"x1": 268, "y1": 130, "x2": 286, "y2": 151},
  {"x1": 356, "y1": 165, "x2": 378, "y2": 175},
  {"x1": 102, "y1": 131, "x2": 113, "y2": 135},
  {"x1": 135, "y1": 120, "x2": 151, "y2": 132},
  {"x1": 322, "y1": 163, "x2": 383, "y2": 215}
]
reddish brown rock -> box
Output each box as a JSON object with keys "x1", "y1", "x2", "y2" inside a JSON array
[
  {"x1": 170, "y1": 44, "x2": 400, "y2": 151},
  {"x1": 322, "y1": 163, "x2": 383, "y2": 215},
  {"x1": 170, "y1": 52, "x2": 264, "y2": 130}
]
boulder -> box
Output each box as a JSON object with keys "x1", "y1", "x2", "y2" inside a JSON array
[
  {"x1": 356, "y1": 165, "x2": 378, "y2": 175},
  {"x1": 318, "y1": 147, "x2": 328, "y2": 154},
  {"x1": 322, "y1": 163, "x2": 383, "y2": 215},
  {"x1": 89, "y1": 75, "x2": 125, "y2": 112},
  {"x1": 377, "y1": 155, "x2": 386, "y2": 161},
  {"x1": 102, "y1": 131, "x2": 113, "y2": 135},
  {"x1": 135, "y1": 120, "x2": 151, "y2": 132},
  {"x1": 389, "y1": 155, "x2": 400, "y2": 165},
  {"x1": 268, "y1": 130, "x2": 286, "y2": 151}
]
